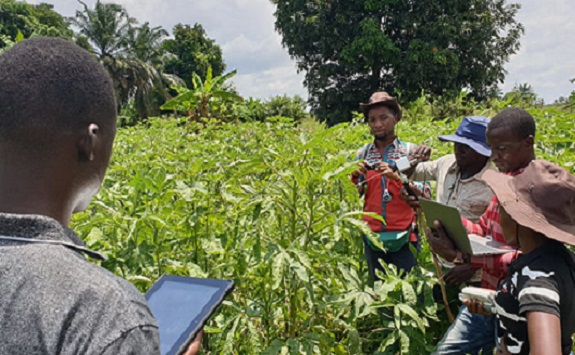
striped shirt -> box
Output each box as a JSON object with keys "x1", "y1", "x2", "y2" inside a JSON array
[
  {"x1": 462, "y1": 168, "x2": 524, "y2": 289},
  {"x1": 494, "y1": 240, "x2": 575, "y2": 355}
]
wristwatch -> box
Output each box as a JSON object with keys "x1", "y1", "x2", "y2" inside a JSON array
[{"x1": 453, "y1": 250, "x2": 465, "y2": 265}]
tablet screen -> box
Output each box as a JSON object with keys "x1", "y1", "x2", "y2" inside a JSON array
[{"x1": 145, "y1": 275, "x2": 234, "y2": 355}]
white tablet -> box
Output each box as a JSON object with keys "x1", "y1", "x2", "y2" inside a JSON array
[{"x1": 145, "y1": 275, "x2": 235, "y2": 355}]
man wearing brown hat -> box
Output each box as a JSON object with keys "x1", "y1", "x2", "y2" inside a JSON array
[
  {"x1": 350, "y1": 92, "x2": 430, "y2": 283},
  {"x1": 470, "y1": 160, "x2": 575, "y2": 355}
]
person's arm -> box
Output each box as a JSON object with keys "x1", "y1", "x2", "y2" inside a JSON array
[
  {"x1": 426, "y1": 221, "x2": 460, "y2": 262},
  {"x1": 350, "y1": 148, "x2": 368, "y2": 195},
  {"x1": 427, "y1": 220, "x2": 517, "y2": 279},
  {"x1": 462, "y1": 196, "x2": 500, "y2": 237},
  {"x1": 409, "y1": 158, "x2": 439, "y2": 181},
  {"x1": 469, "y1": 251, "x2": 516, "y2": 275},
  {"x1": 527, "y1": 312, "x2": 562, "y2": 355},
  {"x1": 443, "y1": 264, "x2": 479, "y2": 286}
]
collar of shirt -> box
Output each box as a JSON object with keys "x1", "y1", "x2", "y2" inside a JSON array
[
  {"x1": 369, "y1": 136, "x2": 402, "y2": 149},
  {"x1": 0, "y1": 213, "x2": 105, "y2": 260},
  {"x1": 367, "y1": 137, "x2": 407, "y2": 158}
]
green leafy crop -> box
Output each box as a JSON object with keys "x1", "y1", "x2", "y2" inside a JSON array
[{"x1": 72, "y1": 105, "x2": 574, "y2": 354}]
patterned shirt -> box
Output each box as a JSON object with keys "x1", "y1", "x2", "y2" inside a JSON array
[
  {"x1": 494, "y1": 240, "x2": 575, "y2": 355},
  {"x1": 351, "y1": 138, "x2": 430, "y2": 243},
  {"x1": 463, "y1": 169, "x2": 524, "y2": 290}
]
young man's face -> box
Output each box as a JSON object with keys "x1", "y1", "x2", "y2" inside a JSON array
[
  {"x1": 486, "y1": 127, "x2": 534, "y2": 173},
  {"x1": 453, "y1": 142, "x2": 487, "y2": 170},
  {"x1": 367, "y1": 105, "x2": 398, "y2": 141}
]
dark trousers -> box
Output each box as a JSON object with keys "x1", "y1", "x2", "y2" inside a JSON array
[{"x1": 363, "y1": 236, "x2": 419, "y2": 284}]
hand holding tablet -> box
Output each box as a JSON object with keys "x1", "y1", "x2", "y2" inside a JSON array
[{"x1": 145, "y1": 275, "x2": 235, "y2": 355}]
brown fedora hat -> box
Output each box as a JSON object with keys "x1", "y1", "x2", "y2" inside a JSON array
[
  {"x1": 481, "y1": 160, "x2": 575, "y2": 246},
  {"x1": 359, "y1": 92, "x2": 402, "y2": 120}
]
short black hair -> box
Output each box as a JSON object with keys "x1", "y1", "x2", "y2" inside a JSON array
[
  {"x1": 488, "y1": 107, "x2": 536, "y2": 139},
  {"x1": 0, "y1": 37, "x2": 116, "y2": 146}
]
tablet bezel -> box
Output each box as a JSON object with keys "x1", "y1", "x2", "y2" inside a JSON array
[
  {"x1": 145, "y1": 275, "x2": 235, "y2": 355},
  {"x1": 419, "y1": 198, "x2": 473, "y2": 254}
]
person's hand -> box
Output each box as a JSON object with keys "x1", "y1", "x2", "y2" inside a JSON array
[
  {"x1": 351, "y1": 161, "x2": 369, "y2": 180},
  {"x1": 410, "y1": 145, "x2": 431, "y2": 163},
  {"x1": 426, "y1": 220, "x2": 459, "y2": 261},
  {"x1": 443, "y1": 264, "x2": 477, "y2": 286},
  {"x1": 374, "y1": 162, "x2": 401, "y2": 181},
  {"x1": 463, "y1": 299, "x2": 492, "y2": 316},
  {"x1": 400, "y1": 182, "x2": 424, "y2": 210},
  {"x1": 182, "y1": 329, "x2": 203, "y2": 355}
]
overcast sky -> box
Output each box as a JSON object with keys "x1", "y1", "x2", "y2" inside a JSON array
[{"x1": 29, "y1": 0, "x2": 575, "y2": 104}]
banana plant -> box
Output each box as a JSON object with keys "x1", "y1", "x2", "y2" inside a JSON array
[{"x1": 161, "y1": 66, "x2": 242, "y2": 121}]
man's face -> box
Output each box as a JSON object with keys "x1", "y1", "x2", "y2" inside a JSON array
[
  {"x1": 453, "y1": 142, "x2": 487, "y2": 170},
  {"x1": 367, "y1": 105, "x2": 398, "y2": 141},
  {"x1": 487, "y1": 127, "x2": 534, "y2": 173}
]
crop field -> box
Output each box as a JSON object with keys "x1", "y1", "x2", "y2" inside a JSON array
[{"x1": 72, "y1": 106, "x2": 575, "y2": 354}]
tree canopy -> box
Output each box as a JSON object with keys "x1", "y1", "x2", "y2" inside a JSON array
[
  {"x1": 163, "y1": 23, "x2": 226, "y2": 88},
  {"x1": 0, "y1": 0, "x2": 72, "y2": 49},
  {"x1": 271, "y1": 0, "x2": 524, "y2": 124},
  {"x1": 71, "y1": 1, "x2": 184, "y2": 120}
]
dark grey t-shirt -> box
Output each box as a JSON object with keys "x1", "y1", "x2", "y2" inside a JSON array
[{"x1": 0, "y1": 213, "x2": 160, "y2": 355}]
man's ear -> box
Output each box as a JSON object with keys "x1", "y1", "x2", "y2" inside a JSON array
[
  {"x1": 77, "y1": 124, "x2": 100, "y2": 162},
  {"x1": 524, "y1": 134, "x2": 535, "y2": 147}
]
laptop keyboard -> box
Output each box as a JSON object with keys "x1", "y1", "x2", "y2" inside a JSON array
[{"x1": 470, "y1": 239, "x2": 508, "y2": 255}]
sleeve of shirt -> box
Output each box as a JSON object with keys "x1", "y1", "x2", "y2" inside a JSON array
[
  {"x1": 99, "y1": 325, "x2": 161, "y2": 355},
  {"x1": 518, "y1": 273, "x2": 561, "y2": 318},
  {"x1": 462, "y1": 198, "x2": 498, "y2": 237},
  {"x1": 462, "y1": 217, "x2": 486, "y2": 236},
  {"x1": 409, "y1": 159, "x2": 439, "y2": 181},
  {"x1": 469, "y1": 251, "x2": 516, "y2": 273}
]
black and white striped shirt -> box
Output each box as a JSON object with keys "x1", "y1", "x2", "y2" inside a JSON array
[{"x1": 494, "y1": 240, "x2": 575, "y2": 355}]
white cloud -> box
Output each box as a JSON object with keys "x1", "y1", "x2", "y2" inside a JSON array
[
  {"x1": 31, "y1": 0, "x2": 303, "y2": 99},
  {"x1": 501, "y1": 0, "x2": 575, "y2": 102},
  {"x1": 26, "y1": 0, "x2": 575, "y2": 104},
  {"x1": 232, "y1": 64, "x2": 307, "y2": 100}
]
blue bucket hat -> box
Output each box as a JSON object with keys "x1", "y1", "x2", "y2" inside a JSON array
[{"x1": 437, "y1": 116, "x2": 491, "y2": 157}]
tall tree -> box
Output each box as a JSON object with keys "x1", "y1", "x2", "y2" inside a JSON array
[
  {"x1": 271, "y1": 0, "x2": 524, "y2": 124},
  {"x1": 125, "y1": 22, "x2": 182, "y2": 118},
  {"x1": 72, "y1": 1, "x2": 180, "y2": 119},
  {"x1": 163, "y1": 23, "x2": 226, "y2": 88},
  {"x1": 0, "y1": 0, "x2": 72, "y2": 49}
]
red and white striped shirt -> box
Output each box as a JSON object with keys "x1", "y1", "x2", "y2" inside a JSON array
[{"x1": 463, "y1": 169, "x2": 524, "y2": 290}]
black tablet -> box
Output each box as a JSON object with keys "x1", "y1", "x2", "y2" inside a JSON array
[{"x1": 145, "y1": 275, "x2": 235, "y2": 355}]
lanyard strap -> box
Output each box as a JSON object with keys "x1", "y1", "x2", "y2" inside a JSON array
[{"x1": 0, "y1": 235, "x2": 106, "y2": 260}]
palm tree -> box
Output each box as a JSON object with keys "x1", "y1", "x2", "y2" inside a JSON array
[
  {"x1": 72, "y1": 0, "x2": 134, "y2": 59},
  {"x1": 72, "y1": 1, "x2": 181, "y2": 119},
  {"x1": 124, "y1": 22, "x2": 183, "y2": 118}
]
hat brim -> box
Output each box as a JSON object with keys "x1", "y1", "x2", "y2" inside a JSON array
[
  {"x1": 438, "y1": 134, "x2": 491, "y2": 157},
  {"x1": 482, "y1": 170, "x2": 575, "y2": 246},
  {"x1": 359, "y1": 100, "x2": 402, "y2": 120}
]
